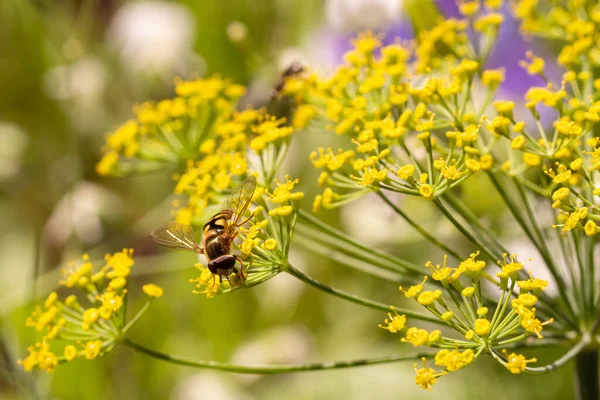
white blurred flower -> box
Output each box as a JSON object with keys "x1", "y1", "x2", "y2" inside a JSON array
[
  {"x1": 227, "y1": 21, "x2": 248, "y2": 43},
  {"x1": 45, "y1": 182, "x2": 123, "y2": 246},
  {"x1": 107, "y1": 1, "x2": 199, "y2": 75},
  {"x1": 43, "y1": 57, "x2": 108, "y2": 131},
  {"x1": 326, "y1": 0, "x2": 402, "y2": 33},
  {"x1": 0, "y1": 123, "x2": 28, "y2": 180},
  {"x1": 43, "y1": 57, "x2": 107, "y2": 101},
  {"x1": 231, "y1": 326, "x2": 315, "y2": 383},
  {"x1": 174, "y1": 371, "x2": 251, "y2": 400},
  {"x1": 340, "y1": 192, "x2": 405, "y2": 246}
]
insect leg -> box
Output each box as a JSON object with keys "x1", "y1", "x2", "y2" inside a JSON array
[
  {"x1": 236, "y1": 211, "x2": 256, "y2": 227},
  {"x1": 234, "y1": 255, "x2": 249, "y2": 280}
]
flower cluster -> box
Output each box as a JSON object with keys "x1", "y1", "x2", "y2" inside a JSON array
[
  {"x1": 380, "y1": 251, "x2": 551, "y2": 389},
  {"x1": 285, "y1": 17, "x2": 508, "y2": 210},
  {"x1": 96, "y1": 73, "x2": 305, "y2": 297},
  {"x1": 172, "y1": 108, "x2": 297, "y2": 226},
  {"x1": 190, "y1": 175, "x2": 304, "y2": 297},
  {"x1": 19, "y1": 250, "x2": 162, "y2": 373},
  {"x1": 96, "y1": 76, "x2": 246, "y2": 176},
  {"x1": 514, "y1": 0, "x2": 600, "y2": 70}
]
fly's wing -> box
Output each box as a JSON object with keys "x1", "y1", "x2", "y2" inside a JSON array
[
  {"x1": 222, "y1": 176, "x2": 257, "y2": 232},
  {"x1": 151, "y1": 223, "x2": 203, "y2": 253}
]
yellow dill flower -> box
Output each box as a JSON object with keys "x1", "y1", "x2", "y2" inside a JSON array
[
  {"x1": 480, "y1": 154, "x2": 494, "y2": 170},
  {"x1": 441, "y1": 311, "x2": 454, "y2": 321},
  {"x1": 419, "y1": 184, "x2": 434, "y2": 199},
  {"x1": 519, "y1": 51, "x2": 545, "y2": 75},
  {"x1": 268, "y1": 205, "x2": 294, "y2": 217},
  {"x1": 552, "y1": 187, "x2": 571, "y2": 201},
  {"x1": 425, "y1": 256, "x2": 453, "y2": 283},
  {"x1": 545, "y1": 163, "x2": 572, "y2": 184},
  {"x1": 143, "y1": 284, "x2": 164, "y2": 298},
  {"x1": 477, "y1": 12, "x2": 504, "y2": 30},
  {"x1": 502, "y1": 350, "x2": 537, "y2": 374},
  {"x1": 269, "y1": 176, "x2": 304, "y2": 203},
  {"x1": 401, "y1": 327, "x2": 431, "y2": 347},
  {"x1": 482, "y1": 69, "x2": 505, "y2": 88},
  {"x1": 417, "y1": 290, "x2": 442, "y2": 306},
  {"x1": 458, "y1": 1, "x2": 480, "y2": 17},
  {"x1": 396, "y1": 164, "x2": 416, "y2": 180},
  {"x1": 584, "y1": 220, "x2": 599, "y2": 236},
  {"x1": 414, "y1": 358, "x2": 446, "y2": 390},
  {"x1": 108, "y1": 277, "x2": 127, "y2": 290},
  {"x1": 497, "y1": 254, "x2": 523, "y2": 280},
  {"x1": 474, "y1": 319, "x2": 491, "y2": 336},
  {"x1": 435, "y1": 349, "x2": 475, "y2": 372},
  {"x1": 64, "y1": 345, "x2": 78, "y2": 361},
  {"x1": 105, "y1": 248, "x2": 135, "y2": 279},
  {"x1": 555, "y1": 118, "x2": 583, "y2": 136},
  {"x1": 458, "y1": 252, "x2": 486, "y2": 275},
  {"x1": 570, "y1": 158, "x2": 583, "y2": 171},
  {"x1": 19, "y1": 341, "x2": 58, "y2": 373},
  {"x1": 82, "y1": 308, "x2": 99, "y2": 331},
  {"x1": 465, "y1": 159, "x2": 481, "y2": 172},
  {"x1": 262, "y1": 238, "x2": 278, "y2": 251},
  {"x1": 523, "y1": 153, "x2": 541, "y2": 167},
  {"x1": 511, "y1": 135, "x2": 525, "y2": 149},
  {"x1": 378, "y1": 307, "x2": 407, "y2": 333},
  {"x1": 84, "y1": 340, "x2": 102, "y2": 360},
  {"x1": 400, "y1": 277, "x2": 427, "y2": 298}
]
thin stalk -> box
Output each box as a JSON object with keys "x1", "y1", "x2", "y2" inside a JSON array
[
  {"x1": 432, "y1": 198, "x2": 499, "y2": 262},
  {"x1": 123, "y1": 301, "x2": 152, "y2": 333},
  {"x1": 488, "y1": 334, "x2": 590, "y2": 376},
  {"x1": 488, "y1": 173, "x2": 578, "y2": 326},
  {"x1": 123, "y1": 337, "x2": 432, "y2": 373},
  {"x1": 378, "y1": 191, "x2": 462, "y2": 260},
  {"x1": 285, "y1": 264, "x2": 442, "y2": 324},
  {"x1": 442, "y1": 192, "x2": 508, "y2": 257},
  {"x1": 295, "y1": 224, "x2": 417, "y2": 276},
  {"x1": 293, "y1": 234, "x2": 408, "y2": 284},
  {"x1": 297, "y1": 210, "x2": 423, "y2": 275},
  {"x1": 523, "y1": 333, "x2": 591, "y2": 374}
]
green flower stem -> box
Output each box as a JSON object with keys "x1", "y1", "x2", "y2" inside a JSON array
[
  {"x1": 585, "y1": 236, "x2": 595, "y2": 319},
  {"x1": 123, "y1": 300, "x2": 152, "y2": 333},
  {"x1": 285, "y1": 264, "x2": 443, "y2": 325},
  {"x1": 488, "y1": 173, "x2": 579, "y2": 327},
  {"x1": 525, "y1": 333, "x2": 591, "y2": 374},
  {"x1": 295, "y1": 224, "x2": 416, "y2": 276},
  {"x1": 297, "y1": 210, "x2": 423, "y2": 275},
  {"x1": 512, "y1": 177, "x2": 581, "y2": 323},
  {"x1": 123, "y1": 337, "x2": 432, "y2": 373},
  {"x1": 432, "y1": 198, "x2": 500, "y2": 262},
  {"x1": 377, "y1": 191, "x2": 462, "y2": 260},
  {"x1": 293, "y1": 234, "x2": 408, "y2": 284},
  {"x1": 571, "y1": 230, "x2": 589, "y2": 319},
  {"x1": 489, "y1": 333, "x2": 590, "y2": 376},
  {"x1": 441, "y1": 192, "x2": 508, "y2": 257}
]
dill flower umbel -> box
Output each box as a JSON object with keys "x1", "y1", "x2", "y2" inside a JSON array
[
  {"x1": 19, "y1": 250, "x2": 162, "y2": 373},
  {"x1": 96, "y1": 76, "x2": 246, "y2": 176},
  {"x1": 379, "y1": 252, "x2": 551, "y2": 388},
  {"x1": 64, "y1": 0, "x2": 600, "y2": 395},
  {"x1": 189, "y1": 174, "x2": 303, "y2": 297}
]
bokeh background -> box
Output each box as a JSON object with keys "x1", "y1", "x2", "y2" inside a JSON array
[{"x1": 0, "y1": 0, "x2": 575, "y2": 398}]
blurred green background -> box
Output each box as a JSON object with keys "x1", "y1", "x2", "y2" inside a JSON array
[{"x1": 0, "y1": 0, "x2": 574, "y2": 398}]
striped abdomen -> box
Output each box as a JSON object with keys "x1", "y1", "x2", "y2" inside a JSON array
[{"x1": 203, "y1": 212, "x2": 231, "y2": 260}]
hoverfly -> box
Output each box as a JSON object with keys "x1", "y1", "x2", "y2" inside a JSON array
[
  {"x1": 151, "y1": 176, "x2": 257, "y2": 283},
  {"x1": 270, "y1": 61, "x2": 304, "y2": 101}
]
